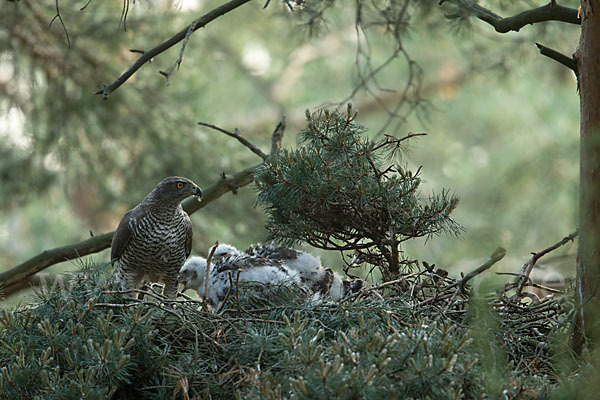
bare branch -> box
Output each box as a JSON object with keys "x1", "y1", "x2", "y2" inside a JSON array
[
  {"x1": 445, "y1": 1, "x2": 581, "y2": 33},
  {"x1": 80, "y1": 0, "x2": 94, "y2": 11},
  {"x1": 159, "y1": 18, "x2": 200, "y2": 86},
  {"x1": 0, "y1": 273, "x2": 62, "y2": 297},
  {"x1": 198, "y1": 122, "x2": 268, "y2": 160},
  {"x1": 514, "y1": 230, "x2": 578, "y2": 301},
  {"x1": 49, "y1": 0, "x2": 70, "y2": 48},
  {"x1": 204, "y1": 242, "x2": 218, "y2": 304},
  {"x1": 118, "y1": 0, "x2": 131, "y2": 31},
  {"x1": 270, "y1": 115, "x2": 286, "y2": 156},
  {"x1": 0, "y1": 232, "x2": 114, "y2": 295},
  {"x1": 95, "y1": 0, "x2": 253, "y2": 98},
  {"x1": 535, "y1": 42, "x2": 578, "y2": 74},
  {"x1": 458, "y1": 247, "x2": 506, "y2": 294},
  {"x1": 416, "y1": 247, "x2": 506, "y2": 307}
]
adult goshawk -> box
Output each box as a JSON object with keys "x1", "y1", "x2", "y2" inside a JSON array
[{"x1": 111, "y1": 176, "x2": 202, "y2": 298}]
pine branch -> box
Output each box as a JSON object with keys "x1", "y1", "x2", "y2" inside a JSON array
[
  {"x1": 443, "y1": 1, "x2": 580, "y2": 33},
  {"x1": 95, "y1": 0, "x2": 253, "y2": 98},
  {"x1": 0, "y1": 117, "x2": 286, "y2": 294},
  {"x1": 535, "y1": 42, "x2": 578, "y2": 73}
]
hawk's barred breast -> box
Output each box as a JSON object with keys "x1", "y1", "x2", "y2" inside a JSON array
[{"x1": 111, "y1": 176, "x2": 202, "y2": 299}]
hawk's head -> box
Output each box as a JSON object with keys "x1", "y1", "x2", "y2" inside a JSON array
[{"x1": 147, "y1": 176, "x2": 202, "y2": 205}]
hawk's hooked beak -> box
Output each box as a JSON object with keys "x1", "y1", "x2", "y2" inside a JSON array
[{"x1": 193, "y1": 186, "x2": 202, "y2": 200}]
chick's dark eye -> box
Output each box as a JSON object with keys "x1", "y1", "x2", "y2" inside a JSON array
[{"x1": 176, "y1": 182, "x2": 184, "y2": 189}]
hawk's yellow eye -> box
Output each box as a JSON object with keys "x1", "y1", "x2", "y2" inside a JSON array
[{"x1": 176, "y1": 182, "x2": 184, "y2": 189}]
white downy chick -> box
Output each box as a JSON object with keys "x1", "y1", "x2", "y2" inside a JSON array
[
  {"x1": 179, "y1": 252, "x2": 302, "y2": 310},
  {"x1": 223, "y1": 243, "x2": 365, "y2": 301}
]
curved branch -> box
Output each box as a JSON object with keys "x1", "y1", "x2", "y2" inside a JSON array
[
  {"x1": 458, "y1": 247, "x2": 506, "y2": 294},
  {"x1": 0, "y1": 233, "x2": 113, "y2": 296},
  {"x1": 198, "y1": 122, "x2": 268, "y2": 160},
  {"x1": 514, "y1": 230, "x2": 578, "y2": 300},
  {"x1": 445, "y1": 1, "x2": 580, "y2": 33},
  {"x1": 1, "y1": 273, "x2": 62, "y2": 298},
  {"x1": 95, "y1": 0, "x2": 253, "y2": 98},
  {"x1": 1, "y1": 117, "x2": 286, "y2": 293}
]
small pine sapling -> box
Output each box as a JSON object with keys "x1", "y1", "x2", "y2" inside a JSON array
[{"x1": 255, "y1": 105, "x2": 462, "y2": 281}]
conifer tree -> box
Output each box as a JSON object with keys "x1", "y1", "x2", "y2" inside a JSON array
[{"x1": 255, "y1": 106, "x2": 462, "y2": 280}]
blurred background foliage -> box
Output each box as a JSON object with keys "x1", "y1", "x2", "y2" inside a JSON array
[{"x1": 0, "y1": 0, "x2": 580, "y2": 297}]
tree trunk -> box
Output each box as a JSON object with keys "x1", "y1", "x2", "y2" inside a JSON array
[{"x1": 574, "y1": 0, "x2": 600, "y2": 354}]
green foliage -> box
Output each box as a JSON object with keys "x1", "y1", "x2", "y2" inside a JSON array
[
  {"x1": 255, "y1": 107, "x2": 462, "y2": 279},
  {"x1": 0, "y1": 261, "x2": 566, "y2": 399},
  {"x1": 0, "y1": 263, "x2": 219, "y2": 399},
  {"x1": 248, "y1": 312, "x2": 479, "y2": 399}
]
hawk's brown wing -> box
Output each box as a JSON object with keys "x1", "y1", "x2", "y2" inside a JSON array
[
  {"x1": 183, "y1": 211, "x2": 193, "y2": 259},
  {"x1": 111, "y1": 208, "x2": 135, "y2": 263}
]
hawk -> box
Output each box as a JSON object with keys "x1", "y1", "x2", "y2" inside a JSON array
[
  {"x1": 178, "y1": 253, "x2": 302, "y2": 311},
  {"x1": 209, "y1": 243, "x2": 365, "y2": 301},
  {"x1": 111, "y1": 176, "x2": 202, "y2": 299}
]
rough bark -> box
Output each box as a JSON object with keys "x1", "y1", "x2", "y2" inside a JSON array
[{"x1": 574, "y1": 0, "x2": 600, "y2": 354}]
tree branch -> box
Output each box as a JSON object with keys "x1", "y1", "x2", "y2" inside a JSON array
[
  {"x1": 535, "y1": 42, "x2": 578, "y2": 74},
  {"x1": 514, "y1": 230, "x2": 578, "y2": 300},
  {"x1": 0, "y1": 117, "x2": 285, "y2": 293},
  {"x1": 270, "y1": 115, "x2": 286, "y2": 155},
  {"x1": 0, "y1": 232, "x2": 114, "y2": 296},
  {"x1": 1, "y1": 273, "x2": 64, "y2": 298},
  {"x1": 159, "y1": 18, "x2": 200, "y2": 86},
  {"x1": 182, "y1": 162, "x2": 262, "y2": 215},
  {"x1": 95, "y1": 0, "x2": 253, "y2": 98},
  {"x1": 445, "y1": 1, "x2": 580, "y2": 33},
  {"x1": 49, "y1": 0, "x2": 70, "y2": 48},
  {"x1": 198, "y1": 121, "x2": 268, "y2": 160},
  {"x1": 458, "y1": 246, "x2": 506, "y2": 294}
]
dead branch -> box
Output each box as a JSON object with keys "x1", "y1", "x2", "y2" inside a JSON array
[
  {"x1": 49, "y1": 0, "x2": 70, "y2": 48},
  {"x1": 198, "y1": 122, "x2": 268, "y2": 160},
  {"x1": 95, "y1": 0, "x2": 253, "y2": 98},
  {"x1": 159, "y1": 18, "x2": 200, "y2": 86},
  {"x1": 0, "y1": 273, "x2": 62, "y2": 298},
  {"x1": 535, "y1": 42, "x2": 578, "y2": 73},
  {"x1": 514, "y1": 230, "x2": 578, "y2": 301},
  {"x1": 0, "y1": 117, "x2": 286, "y2": 293},
  {"x1": 204, "y1": 242, "x2": 219, "y2": 304},
  {"x1": 458, "y1": 246, "x2": 506, "y2": 294},
  {"x1": 443, "y1": 1, "x2": 580, "y2": 33},
  {"x1": 416, "y1": 247, "x2": 506, "y2": 307},
  {"x1": 270, "y1": 115, "x2": 285, "y2": 155},
  {"x1": 0, "y1": 232, "x2": 114, "y2": 296}
]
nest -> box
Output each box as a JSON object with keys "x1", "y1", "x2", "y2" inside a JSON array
[
  {"x1": 0, "y1": 237, "x2": 574, "y2": 400},
  {"x1": 357, "y1": 234, "x2": 576, "y2": 378}
]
